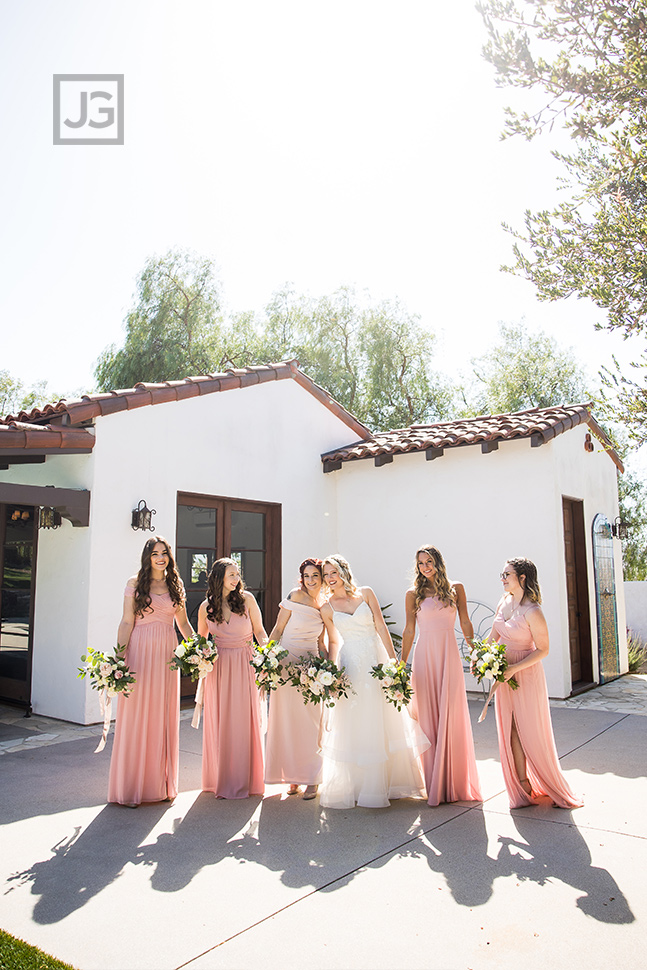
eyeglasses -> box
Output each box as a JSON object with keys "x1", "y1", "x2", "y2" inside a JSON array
[{"x1": 500, "y1": 571, "x2": 514, "y2": 580}]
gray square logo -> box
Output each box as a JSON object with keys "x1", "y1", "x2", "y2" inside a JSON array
[{"x1": 53, "y1": 74, "x2": 124, "y2": 145}]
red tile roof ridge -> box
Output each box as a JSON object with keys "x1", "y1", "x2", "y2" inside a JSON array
[
  {"x1": 321, "y1": 402, "x2": 622, "y2": 472},
  {"x1": 0, "y1": 360, "x2": 373, "y2": 442}
]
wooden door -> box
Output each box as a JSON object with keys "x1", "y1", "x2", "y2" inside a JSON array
[
  {"x1": 562, "y1": 498, "x2": 593, "y2": 688},
  {"x1": 0, "y1": 503, "x2": 37, "y2": 708}
]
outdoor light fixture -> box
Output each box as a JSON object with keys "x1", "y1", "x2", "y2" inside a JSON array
[
  {"x1": 38, "y1": 507, "x2": 62, "y2": 530},
  {"x1": 131, "y1": 499, "x2": 156, "y2": 532},
  {"x1": 611, "y1": 516, "x2": 630, "y2": 540}
]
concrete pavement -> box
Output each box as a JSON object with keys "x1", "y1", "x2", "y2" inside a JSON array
[{"x1": 0, "y1": 686, "x2": 645, "y2": 970}]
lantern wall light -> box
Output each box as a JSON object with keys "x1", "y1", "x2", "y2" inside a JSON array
[
  {"x1": 38, "y1": 507, "x2": 62, "y2": 530},
  {"x1": 131, "y1": 499, "x2": 156, "y2": 532}
]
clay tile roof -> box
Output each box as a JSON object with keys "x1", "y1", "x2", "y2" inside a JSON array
[
  {"x1": 0, "y1": 361, "x2": 373, "y2": 442},
  {"x1": 321, "y1": 404, "x2": 624, "y2": 472},
  {"x1": 0, "y1": 421, "x2": 95, "y2": 452}
]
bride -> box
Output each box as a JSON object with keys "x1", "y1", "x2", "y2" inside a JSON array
[{"x1": 319, "y1": 555, "x2": 430, "y2": 809}]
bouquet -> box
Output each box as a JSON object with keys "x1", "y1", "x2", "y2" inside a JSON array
[
  {"x1": 169, "y1": 634, "x2": 218, "y2": 681},
  {"x1": 249, "y1": 639, "x2": 289, "y2": 691},
  {"x1": 370, "y1": 659, "x2": 413, "y2": 711},
  {"x1": 78, "y1": 645, "x2": 136, "y2": 752},
  {"x1": 78, "y1": 645, "x2": 135, "y2": 697},
  {"x1": 283, "y1": 655, "x2": 354, "y2": 708},
  {"x1": 469, "y1": 637, "x2": 518, "y2": 690}
]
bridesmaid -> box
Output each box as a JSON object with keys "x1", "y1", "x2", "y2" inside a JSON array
[
  {"x1": 402, "y1": 546, "x2": 482, "y2": 806},
  {"x1": 489, "y1": 557, "x2": 583, "y2": 809},
  {"x1": 264, "y1": 558, "x2": 339, "y2": 800},
  {"x1": 198, "y1": 558, "x2": 267, "y2": 799},
  {"x1": 108, "y1": 537, "x2": 193, "y2": 807}
]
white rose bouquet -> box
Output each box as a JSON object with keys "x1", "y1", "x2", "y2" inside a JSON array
[
  {"x1": 283, "y1": 655, "x2": 354, "y2": 708},
  {"x1": 169, "y1": 634, "x2": 218, "y2": 681},
  {"x1": 370, "y1": 659, "x2": 413, "y2": 711},
  {"x1": 78, "y1": 645, "x2": 136, "y2": 697},
  {"x1": 249, "y1": 639, "x2": 289, "y2": 691},
  {"x1": 469, "y1": 637, "x2": 518, "y2": 690}
]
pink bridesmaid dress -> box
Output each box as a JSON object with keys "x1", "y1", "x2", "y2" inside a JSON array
[
  {"x1": 108, "y1": 589, "x2": 180, "y2": 805},
  {"x1": 265, "y1": 599, "x2": 324, "y2": 785},
  {"x1": 410, "y1": 596, "x2": 482, "y2": 806},
  {"x1": 201, "y1": 611, "x2": 264, "y2": 798},
  {"x1": 493, "y1": 604, "x2": 583, "y2": 809}
]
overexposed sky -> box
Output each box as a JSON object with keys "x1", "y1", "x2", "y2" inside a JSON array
[{"x1": 0, "y1": 0, "x2": 633, "y2": 400}]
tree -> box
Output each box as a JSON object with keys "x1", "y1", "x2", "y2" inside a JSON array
[
  {"x1": 255, "y1": 286, "x2": 455, "y2": 430},
  {"x1": 618, "y1": 470, "x2": 647, "y2": 580},
  {"x1": 478, "y1": 0, "x2": 647, "y2": 439},
  {"x1": 0, "y1": 371, "x2": 61, "y2": 418},
  {"x1": 95, "y1": 258, "x2": 455, "y2": 431},
  {"x1": 94, "y1": 250, "x2": 259, "y2": 390},
  {"x1": 464, "y1": 321, "x2": 591, "y2": 415}
]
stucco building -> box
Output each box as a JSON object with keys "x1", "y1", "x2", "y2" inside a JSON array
[{"x1": 0, "y1": 361, "x2": 626, "y2": 722}]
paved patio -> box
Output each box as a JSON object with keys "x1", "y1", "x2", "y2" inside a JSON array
[{"x1": 0, "y1": 678, "x2": 645, "y2": 970}]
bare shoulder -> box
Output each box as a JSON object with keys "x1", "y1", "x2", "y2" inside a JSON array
[
  {"x1": 287, "y1": 587, "x2": 307, "y2": 605},
  {"x1": 320, "y1": 601, "x2": 333, "y2": 617},
  {"x1": 451, "y1": 581, "x2": 466, "y2": 594},
  {"x1": 359, "y1": 585, "x2": 374, "y2": 600},
  {"x1": 243, "y1": 590, "x2": 258, "y2": 605},
  {"x1": 125, "y1": 576, "x2": 138, "y2": 589}
]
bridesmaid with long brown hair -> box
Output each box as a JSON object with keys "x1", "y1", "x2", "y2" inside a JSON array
[
  {"x1": 402, "y1": 545, "x2": 481, "y2": 806},
  {"x1": 108, "y1": 537, "x2": 193, "y2": 807},
  {"x1": 198, "y1": 558, "x2": 268, "y2": 799}
]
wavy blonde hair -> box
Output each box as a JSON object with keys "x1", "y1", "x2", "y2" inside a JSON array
[
  {"x1": 413, "y1": 545, "x2": 455, "y2": 612},
  {"x1": 322, "y1": 554, "x2": 357, "y2": 595}
]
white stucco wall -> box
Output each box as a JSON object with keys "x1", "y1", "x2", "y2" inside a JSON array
[
  {"x1": 1, "y1": 378, "x2": 359, "y2": 722},
  {"x1": 327, "y1": 424, "x2": 624, "y2": 698},
  {"x1": 624, "y1": 581, "x2": 647, "y2": 642}
]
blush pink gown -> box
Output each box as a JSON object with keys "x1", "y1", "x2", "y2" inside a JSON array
[
  {"x1": 108, "y1": 589, "x2": 180, "y2": 805},
  {"x1": 265, "y1": 599, "x2": 324, "y2": 785},
  {"x1": 410, "y1": 596, "x2": 482, "y2": 806},
  {"x1": 201, "y1": 611, "x2": 264, "y2": 798},
  {"x1": 493, "y1": 603, "x2": 583, "y2": 809}
]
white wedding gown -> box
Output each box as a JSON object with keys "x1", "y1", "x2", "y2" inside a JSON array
[{"x1": 320, "y1": 601, "x2": 430, "y2": 809}]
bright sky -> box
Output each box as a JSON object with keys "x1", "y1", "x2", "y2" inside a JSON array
[{"x1": 0, "y1": 0, "x2": 635, "y2": 401}]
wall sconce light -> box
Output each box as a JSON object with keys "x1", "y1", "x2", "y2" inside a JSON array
[
  {"x1": 611, "y1": 516, "x2": 630, "y2": 540},
  {"x1": 131, "y1": 499, "x2": 156, "y2": 532},
  {"x1": 38, "y1": 507, "x2": 62, "y2": 530},
  {"x1": 584, "y1": 433, "x2": 595, "y2": 453}
]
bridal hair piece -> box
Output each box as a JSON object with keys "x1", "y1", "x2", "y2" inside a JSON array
[
  {"x1": 322, "y1": 554, "x2": 357, "y2": 595},
  {"x1": 413, "y1": 545, "x2": 456, "y2": 613},
  {"x1": 506, "y1": 557, "x2": 542, "y2": 604}
]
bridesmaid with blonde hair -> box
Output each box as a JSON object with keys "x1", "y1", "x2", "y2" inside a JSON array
[{"x1": 402, "y1": 545, "x2": 481, "y2": 806}]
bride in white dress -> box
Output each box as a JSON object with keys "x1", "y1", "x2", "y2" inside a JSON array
[{"x1": 319, "y1": 555, "x2": 430, "y2": 809}]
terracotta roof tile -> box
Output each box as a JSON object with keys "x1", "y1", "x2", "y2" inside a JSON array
[
  {"x1": 0, "y1": 361, "x2": 373, "y2": 442},
  {"x1": 0, "y1": 422, "x2": 95, "y2": 452},
  {"x1": 321, "y1": 404, "x2": 624, "y2": 472}
]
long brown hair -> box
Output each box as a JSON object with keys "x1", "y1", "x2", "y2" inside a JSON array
[
  {"x1": 413, "y1": 545, "x2": 456, "y2": 612},
  {"x1": 134, "y1": 536, "x2": 184, "y2": 617},
  {"x1": 506, "y1": 557, "x2": 542, "y2": 604},
  {"x1": 206, "y1": 558, "x2": 247, "y2": 623}
]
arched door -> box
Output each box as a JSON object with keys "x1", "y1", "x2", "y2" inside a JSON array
[{"x1": 592, "y1": 513, "x2": 620, "y2": 684}]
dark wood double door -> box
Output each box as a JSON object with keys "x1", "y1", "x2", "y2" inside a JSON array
[
  {"x1": 175, "y1": 493, "x2": 281, "y2": 693},
  {"x1": 0, "y1": 503, "x2": 37, "y2": 707}
]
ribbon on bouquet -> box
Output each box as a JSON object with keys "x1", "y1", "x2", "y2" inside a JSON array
[
  {"x1": 191, "y1": 676, "x2": 205, "y2": 729},
  {"x1": 94, "y1": 689, "x2": 113, "y2": 753},
  {"x1": 478, "y1": 681, "x2": 499, "y2": 723},
  {"x1": 316, "y1": 703, "x2": 333, "y2": 753}
]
